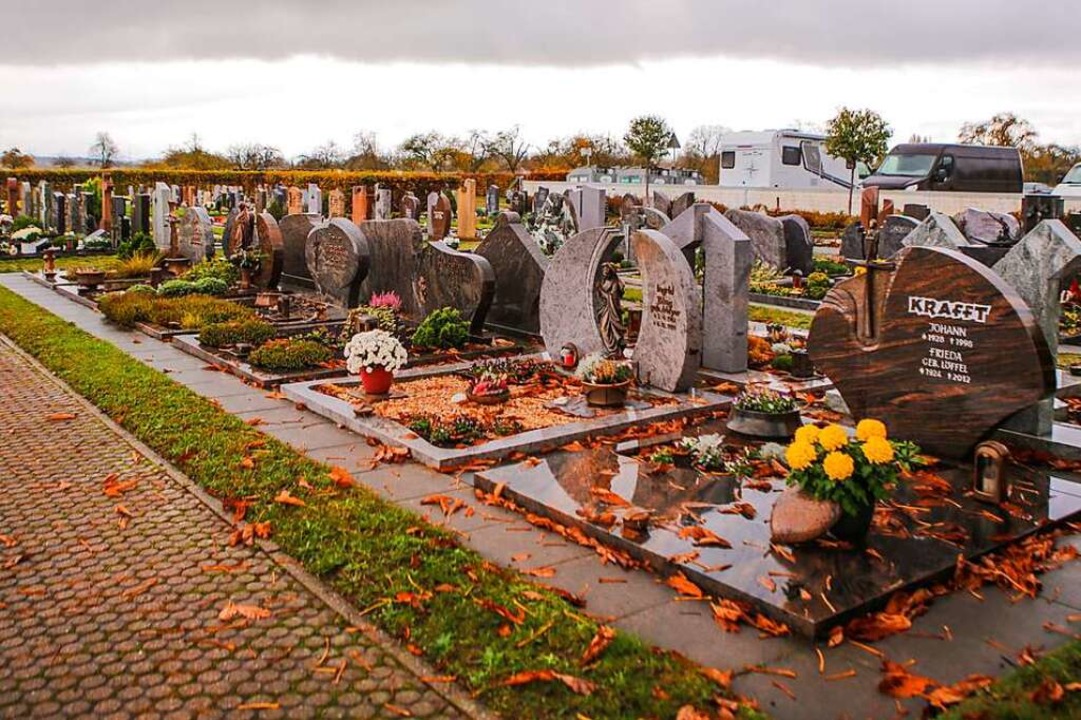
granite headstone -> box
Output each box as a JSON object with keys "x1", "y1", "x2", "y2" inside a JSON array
[
  {"x1": 631, "y1": 229, "x2": 702, "y2": 392},
  {"x1": 305, "y1": 218, "x2": 371, "y2": 307}
]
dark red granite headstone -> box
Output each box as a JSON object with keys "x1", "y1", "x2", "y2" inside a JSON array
[{"x1": 809, "y1": 246, "x2": 1055, "y2": 459}]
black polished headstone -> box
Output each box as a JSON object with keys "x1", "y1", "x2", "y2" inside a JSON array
[
  {"x1": 475, "y1": 215, "x2": 549, "y2": 334},
  {"x1": 305, "y1": 218, "x2": 370, "y2": 308}
]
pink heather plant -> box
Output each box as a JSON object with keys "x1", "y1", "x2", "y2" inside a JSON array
[{"x1": 369, "y1": 291, "x2": 402, "y2": 311}]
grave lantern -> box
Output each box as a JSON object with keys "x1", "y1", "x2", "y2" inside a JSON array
[
  {"x1": 559, "y1": 343, "x2": 579, "y2": 370},
  {"x1": 972, "y1": 441, "x2": 1010, "y2": 504}
]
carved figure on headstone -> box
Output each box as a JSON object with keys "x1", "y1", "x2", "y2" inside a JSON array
[
  {"x1": 230, "y1": 203, "x2": 255, "y2": 254},
  {"x1": 597, "y1": 262, "x2": 626, "y2": 357}
]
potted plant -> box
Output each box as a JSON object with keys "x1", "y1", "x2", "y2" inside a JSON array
[
  {"x1": 576, "y1": 353, "x2": 633, "y2": 407},
  {"x1": 344, "y1": 329, "x2": 408, "y2": 396},
  {"x1": 726, "y1": 387, "x2": 802, "y2": 439},
  {"x1": 781, "y1": 420, "x2": 922, "y2": 541},
  {"x1": 232, "y1": 248, "x2": 262, "y2": 291}
]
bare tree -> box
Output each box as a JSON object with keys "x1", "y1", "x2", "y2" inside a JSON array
[
  {"x1": 226, "y1": 143, "x2": 285, "y2": 170},
  {"x1": 296, "y1": 140, "x2": 344, "y2": 169},
  {"x1": 89, "y1": 131, "x2": 119, "y2": 168},
  {"x1": 487, "y1": 126, "x2": 531, "y2": 172},
  {"x1": 399, "y1": 132, "x2": 460, "y2": 172},
  {"x1": 958, "y1": 112, "x2": 1038, "y2": 151}
]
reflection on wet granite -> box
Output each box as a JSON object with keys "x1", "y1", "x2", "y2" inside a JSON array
[{"x1": 476, "y1": 432, "x2": 1081, "y2": 638}]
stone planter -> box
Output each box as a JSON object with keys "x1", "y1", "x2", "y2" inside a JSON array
[
  {"x1": 75, "y1": 269, "x2": 106, "y2": 294},
  {"x1": 727, "y1": 405, "x2": 803, "y2": 440},
  {"x1": 582, "y1": 379, "x2": 631, "y2": 407}
]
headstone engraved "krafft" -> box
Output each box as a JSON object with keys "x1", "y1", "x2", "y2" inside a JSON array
[
  {"x1": 907, "y1": 297, "x2": 991, "y2": 323},
  {"x1": 809, "y1": 246, "x2": 1054, "y2": 459}
]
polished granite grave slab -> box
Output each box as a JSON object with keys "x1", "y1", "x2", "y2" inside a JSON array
[
  {"x1": 282, "y1": 364, "x2": 731, "y2": 470},
  {"x1": 475, "y1": 436, "x2": 1081, "y2": 638}
]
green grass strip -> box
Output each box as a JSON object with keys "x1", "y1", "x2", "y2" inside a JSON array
[
  {"x1": 0, "y1": 253, "x2": 122, "y2": 273},
  {"x1": 939, "y1": 639, "x2": 1081, "y2": 720},
  {"x1": 748, "y1": 304, "x2": 813, "y2": 331},
  {"x1": 0, "y1": 285, "x2": 762, "y2": 720}
]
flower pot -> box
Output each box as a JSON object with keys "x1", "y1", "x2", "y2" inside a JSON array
[
  {"x1": 360, "y1": 366, "x2": 394, "y2": 396},
  {"x1": 582, "y1": 379, "x2": 631, "y2": 407},
  {"x1": 726, "y1": 406, "x2": 803, "y2": 440},
  {"x1": 829, "y1": 502, "x2": 875, "y2": 542}
]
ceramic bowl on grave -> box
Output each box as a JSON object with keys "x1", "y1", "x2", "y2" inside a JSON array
[
  {"x1": 726, "y1": 405, "x2": 804, "y2": 440},
  {"x1": 582, "y1": 379, "x2": 632, "y2": 408}
]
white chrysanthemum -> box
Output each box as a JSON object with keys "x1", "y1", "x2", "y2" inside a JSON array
[{"x1": 344, "y1": 330, "x2": 408, "y2": 374}]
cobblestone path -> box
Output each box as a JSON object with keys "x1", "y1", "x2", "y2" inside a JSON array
[{"x1": 0, "y1": 337, "x2": 478, "y2": 719}]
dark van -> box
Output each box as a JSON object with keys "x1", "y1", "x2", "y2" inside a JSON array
[{"x1": 862, "y1": 143, "x2": 1023, "y2": 193}]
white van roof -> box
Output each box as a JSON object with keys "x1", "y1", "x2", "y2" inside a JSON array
[{"x1": 719, "y1": 129, "x2": 827, "y2": 145}]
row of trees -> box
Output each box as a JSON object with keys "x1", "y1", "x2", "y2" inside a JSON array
[{"x1": 3, "y1": 114, "x2": 1078, "y2": 189}]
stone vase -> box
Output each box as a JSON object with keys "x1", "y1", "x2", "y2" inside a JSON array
[
  {"x1": 360, "y1": 366, "x2": 394, "y2": 396},
  {"x1": 769, "y1": 487, "x2": 841, "y2": 544}
]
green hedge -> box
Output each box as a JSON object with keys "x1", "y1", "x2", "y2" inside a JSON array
[{"x1": 0, "y1": 168, "x2": 570, "y2": 196}]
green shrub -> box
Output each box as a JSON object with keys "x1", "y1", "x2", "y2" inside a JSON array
[
  {"x1": 11, "y1": 215, "x2": 40, "y2": 233},
  {"x1": 805, "y1": 271, "x2": 832, "y2": 300},
  {"x1": 248, "y1": 338, "x2": 332, "y2": 371},
  {"x1": 98, "y1": 292, "x2": 154, "y2": 328},
  {"x1": 125, "y1": 284, "x2": 156, "y2": 296},
  {"x1": 411, "y1": 307, "x2": 469, "y2": 350},
  {"x1": 192, "y1": 277, "x2": 228, "y2": 296},
  {"x1": 771, "y1": 354, "x2": 794, "y2": 372},
  {"x1": 185, "y1": 256, "x2": 239, "y2": 286},
  {"x1": 344, "y1": 305, "x2": 399, "y2": 336},
  {"x1": 813, "y1": 256, "x2": 850, "y2": 277},
  {"x1": 157, "y1": 279, "x2": 198, "y2": 298},
  {"x1": 118, "y1": 232, "x2": 156, "y2": 260},
  {"x1": 142, "y1": 296, "x2": 255, "y2": 330},
  {"x1": 198, "y1": 319, "x2": 277, "y2": 348}
]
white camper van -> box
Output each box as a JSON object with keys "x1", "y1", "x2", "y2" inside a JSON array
[{"x1": 718, "y1": 130, "x2": 861, "y2": 190}]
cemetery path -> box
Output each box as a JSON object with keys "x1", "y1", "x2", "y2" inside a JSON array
[
  {"x1": 2, "y1": 273, "x2": 1080, "y2": 720},
  {"x1": 0, "y1": 336, "x2": 484, "y2": 720}
]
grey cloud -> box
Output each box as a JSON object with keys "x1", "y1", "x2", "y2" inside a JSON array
[{"x1": 6, "y1": 0, "x2": 1080, "y2": 67}]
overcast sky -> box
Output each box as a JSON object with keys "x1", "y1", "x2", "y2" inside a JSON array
[{"x1": 1, "y1": 0, "x2": 1078, "y2": 160}]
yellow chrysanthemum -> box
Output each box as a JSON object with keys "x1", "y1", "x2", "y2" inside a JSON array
[
  {"x1": 856, "y1": 418, "x2": 888, "y2": 442},
  {"x1": 818, "y1": 424, "x2": 848, "y2": 452},
  {"x1": 785, "y1": 441, "x2": 818, "y2": 471},
  {"x1": 855, "y1": 266, "x2": 867, "y2": 276},
  {"x1": 823, "y1": 451, "x2": 855, "y2": 481},
  {"x1": 863, "y1": 436, "x2": 894, "y2": 465},
  {"x1": 794, "y1": 424, "x2": 820, "y2": 445}
]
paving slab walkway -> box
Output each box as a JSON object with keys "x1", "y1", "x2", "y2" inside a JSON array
[
  {"x1": 0, "y1": 335, "x2": 484, "y2": 720},
  {"x1": 3, "y1": 273, "x2": 1080, "y2": 719}
]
